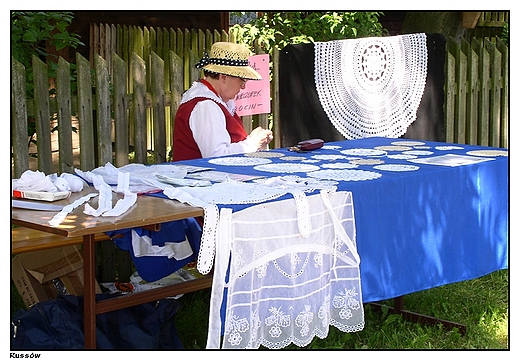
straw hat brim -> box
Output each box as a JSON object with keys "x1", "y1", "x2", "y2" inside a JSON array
[{"x1": 203, "y1": 63, "x2": 262, "y2": 80}]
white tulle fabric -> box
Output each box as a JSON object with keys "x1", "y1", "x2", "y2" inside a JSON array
[
  {"x1": 314, "y1": 33, "x2": 428, "y2": 139},
  {"x1": 207, "y1": 190, "x2": 364, "y2": 349}
]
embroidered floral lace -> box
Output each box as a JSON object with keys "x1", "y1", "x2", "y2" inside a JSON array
[
  {"x1": 314, "y1": 33, "x2": 428, "y2": 139},
  {"x1": 207, "y1": 191, "x2": 364, "y2": 349}
]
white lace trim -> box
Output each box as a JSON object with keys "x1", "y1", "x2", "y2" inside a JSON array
[
  {"x1": 307, "y1": 169, "x2": 382, "y2": 182},
  {"x1": 314, "y1": 33, "x2": 427, "y2": 139},
  {"x1": 254, "y1": 163, "x2": 320, "y2": 173}
]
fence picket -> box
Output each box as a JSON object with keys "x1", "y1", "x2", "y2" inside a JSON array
[
  {"x1": 113, "y1": 53, "x2": 129, "y2": 167},
  {"x1": 56, "y1": 57, "x2": 74, "y2": 173},
  {"x1": 32, "y1": 55, "x2": 53, "y2": 174},
  {"x1": 11, "y1": 58, "x2": 29, "y2": 178}
]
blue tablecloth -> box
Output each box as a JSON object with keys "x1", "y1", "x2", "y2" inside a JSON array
[{"x1": 153, "y1": 137, "x2": 509, "y2": 303}]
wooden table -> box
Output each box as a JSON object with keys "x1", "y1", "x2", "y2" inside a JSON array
[{"x1": 11, "y1": 187, "x2": 211, "y2": 349}]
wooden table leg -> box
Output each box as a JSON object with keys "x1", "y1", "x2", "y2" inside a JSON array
[{"x1": 83, "y1": 234, "x2": 97, "y2": 349}]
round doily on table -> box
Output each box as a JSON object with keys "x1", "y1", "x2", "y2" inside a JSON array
[
  {"x1": 322, "y1": 162, "x2": 359, "y2": 169},
  {"x1": 373, "y1": 164, "x2": 420, "y2": 172},
  {"x1": 436, "y1": 146, "x2": 464, "y2": 151},
  {"x1": 349, "y1": 158, "x2": 385, "y2": 165},
  {"x1": 322, "y1": 145, "x2": 342, "y2": 150},
  {"x1": 307, "y1": 169, "x2": 382, "y2": 181},
  {"x1": 311, "y1": 154, "x2": 348, "y2": 160},
  {"x1": 402, "y1": 150, "x2": 433, "y2": 156},
  {"x1": 374, "y1": 145, "x2": 412, "y2": 151},
  {"x1": 387, "y1": 154, "x2": 417, "y2": 160},
  {"x1": 244, "y1": 151, "x2": 286, "y2": 158},
  {"x1": 280, "y1": 156, "x2": 307, "y2": 161},
  {"x1": 254, "y1": 175, "x2": 338, "y2": 192},
  {"x1": 340, "y1": 148, "x2": 387, "y2": 157},
  {"x1": 253, "y1": 163, "x2": 320, "y2": 173},
  {"x1": 391, "y1": 140, "x2": 425, "y2": 146},
  {"x1": 208, "y1": 157, "x2": 272, "y2": 166},
  {"x1": 413, "y1": 145, "x2": 431, "y2": 149},
  {"x1": 466, "y1": 149, "x2": 508, "y2": 157}
]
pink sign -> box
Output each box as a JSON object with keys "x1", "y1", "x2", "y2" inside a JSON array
[{"x1": 235, "y1": 54, "x2": 271, "y2": 116}]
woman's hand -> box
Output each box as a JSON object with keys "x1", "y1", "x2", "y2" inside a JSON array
[{"x1": 249, "y1": 127, "x2": 273, "y2": 150}]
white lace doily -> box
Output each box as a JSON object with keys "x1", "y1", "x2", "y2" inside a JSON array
[
  {"x1": 314, "y1": 33, "x2": 427, "y2": 139},
  {"x1": 322, "y1": 163, "x2": 359, "y2": 169},
  {"x1": 374, "y1": 145, "x2": 412, "y2": 151},
  {"x1": 307, "y1": 169, "x2": 382, "y2": 182},
  {"x1": 387, "y1": 154, "x2": 417, "y2": 160},
  {"x1": 413, "y1": 145, "x2": 431, "y2": 149},
  {"x1": 311, "y1": 154, "x2": 348, "y2": 160},
  {"x1": 373, "y1": 164, "x2": 420, "y2": 172},
  {"x1": 466, "y1": 149, "x2": 508, "y2": 157},
  {"x1": 254, "y1": 175, "x2": 338, "y2": 193},
  {"x1": 436, "y1": 146, "x2": 464, "y2": 151},
  {"x1": 391, "y1": 140, "x2": 425, "y2": 146},
  {"x1": 403, "y1": 150, "x2": 433, "y2": 156},
  {"x1": 280, "y1": 156, "x2": 307, "y2": 161},
  {"x1": 349, "y1": 158, "x2": 385, "y2": 165},
  {"x1": 340, "y1": 148, "x2": 387, "y2": 157},
  {"x1": 322, "y1": 145, "x2": 342, "y2": 150},
  {"x1": 244, "y1": 152, "x2": 285, "y2": 158},
  {"x1": 208, "y1": 157, "x2": 272, "y2": 166},
  {"x1": 254, "y1": 163, "x2": 320, "y2": 173}
]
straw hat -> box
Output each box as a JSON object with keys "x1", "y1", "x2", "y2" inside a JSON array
[{"x1": 195, "y1": 42, "x2": 262, "y2": 80}]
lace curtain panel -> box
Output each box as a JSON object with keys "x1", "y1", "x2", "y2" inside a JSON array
[
  {"x1": 314, "y1": 33, "x2": 428, "y2": 139},
  {"x1": 207, "y1": 191, "x2": 364, "y2": 349}
]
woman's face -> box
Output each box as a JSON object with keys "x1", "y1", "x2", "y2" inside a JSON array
[{"x1": 218, "y1": 74, "x2": 247, "y2": 102}]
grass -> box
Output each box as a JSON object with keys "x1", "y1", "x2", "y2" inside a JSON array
[
  {"x1": 173, "y1": 269, "x2": 509, "y2": 350},
  {"x1": 11, "y1": 269, "x2": 508, "y2": 350}
]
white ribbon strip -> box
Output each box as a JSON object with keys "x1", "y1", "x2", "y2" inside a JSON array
[{"x1": 48, "y1": 193, "x2": 98, "y2": 226}]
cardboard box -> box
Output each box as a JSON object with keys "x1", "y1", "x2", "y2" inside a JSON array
[{"x1": 12, "y1": 245, "x2": 101, "y2": 308}]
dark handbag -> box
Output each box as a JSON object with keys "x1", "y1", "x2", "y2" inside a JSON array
[
  {"x1": 11, "y1": 294, "x2": 183, "y2": 350},
  {"x1": 289, "y1": 138, "x2": 324, "y2": 152}
]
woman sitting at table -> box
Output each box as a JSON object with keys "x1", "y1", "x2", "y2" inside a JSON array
[{"x1": 172, "y1": 42, "x2": 273, "y2": 161}]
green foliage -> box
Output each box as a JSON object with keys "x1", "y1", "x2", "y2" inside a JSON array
[
  {"x1": 230, "y1": 12, "x2": 384, "y2": 54},
  {"x1": 11, "y1": 12, "x2": 83, "y2": 146},
  {"x1": 11, "y1": 11, "x2": 83, "y2": 71}
]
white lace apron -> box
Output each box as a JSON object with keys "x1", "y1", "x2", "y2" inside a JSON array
[
  {"x1": 207, "y1": 190, "x2": 364, "y2": 349},
  {"x1": 314, "y1": 33, "x2": 428, "y2": 139}
]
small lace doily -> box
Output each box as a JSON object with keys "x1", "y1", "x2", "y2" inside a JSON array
[
  {"x1": 340, "y1": 148, "x2": 387, "y2": 157},
  {"x1": 466, "y1": 149, "x2": 508, "y2": 157},
  {"x1": 391, "y1": 140, "x2": 425, "y2": 146},
  {"x1": 311, "y1": 154, "x2": 348, "y2": 160},
  {"x1": 322, "y1": 145, "x2": 342, "y2": 150},
  {"x1": 254, "y1": 163, "x2": 320, "y2": 173},
  {"x1": 208, "y1": 157, "x2": 272, "y2": 166},
  {"x1": 373, "y1": 164, "x2": 420, "y2": 172},
  {"x1": 436, "y1": 146, "x2": 464, "y2": 151},
  {"x1": 307, "y1": 169, "x2": 382, "y2": 181},
  {"x1": 244, "y1": 151, "x2": 285, "y2": 158},
  {"x1": 374, "y1": 145, "x2": 412, "y2": 151},
  {"x1": 322, "y1": 162, "x2": 359, "y2": 169},
  {"x1": 387, "y1": 154, "x2": 417, "y2": 160},
  {"x1": 349, "y1": 158, "x2": 385, "y2": 165},
  {"x1": 403, "y1": 150, "x2": 433, "y2": 156},
  {"x1": 280, "y1": 156, "x2": 307, "y2": 161}
]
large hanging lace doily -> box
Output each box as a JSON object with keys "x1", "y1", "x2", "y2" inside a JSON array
[{"x1": 314, "y1": 33, "x2": 428, "y2": 139}]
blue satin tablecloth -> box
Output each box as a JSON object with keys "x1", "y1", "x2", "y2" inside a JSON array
[{"x1": 158, "y1": 137, "x2": 509, "y2": 303}]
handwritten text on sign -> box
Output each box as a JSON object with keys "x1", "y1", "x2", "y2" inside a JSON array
[{"x1": 235, "y1": 54, "x2": 270, "y2": 117}]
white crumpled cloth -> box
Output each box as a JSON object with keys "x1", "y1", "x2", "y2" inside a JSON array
[{"x1": 13, "y1": 170, "x2": 85, "y2": 193}]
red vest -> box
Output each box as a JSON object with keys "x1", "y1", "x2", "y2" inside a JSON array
[{"x1": 173, "y1": 97, "x2": 248, "y2": 161}]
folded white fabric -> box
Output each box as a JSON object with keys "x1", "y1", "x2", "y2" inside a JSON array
[
  {"x1": 131, "y1": 229, "x2": 193, "y2": 260},
  {"x1": 13, "y1": 170, "x2": 85, "y2": 193}
]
